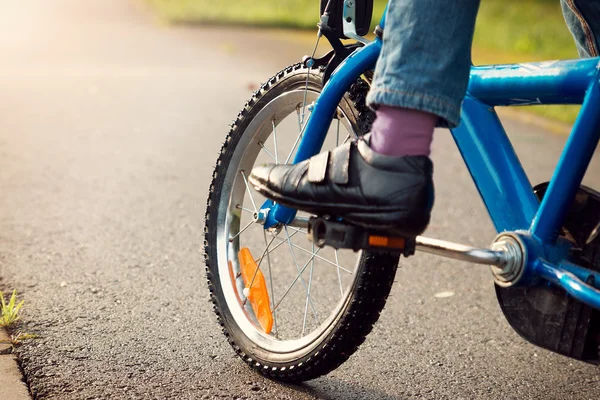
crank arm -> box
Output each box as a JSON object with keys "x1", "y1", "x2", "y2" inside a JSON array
[{"x1": 306, "y1": 216, "x2": 522, "y2": 281}]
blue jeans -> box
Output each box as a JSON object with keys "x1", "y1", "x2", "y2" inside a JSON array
[{"x1": 367, "y1": 0, "x2": 600, "y2": 128}]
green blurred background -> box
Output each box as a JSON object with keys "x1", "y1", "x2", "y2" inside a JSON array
[{"x1": 147, "y1": 0, "x2": 580, "y2": 124}]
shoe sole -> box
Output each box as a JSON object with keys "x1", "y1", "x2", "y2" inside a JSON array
[{"x1": 249, "y1": 177, "x2": 429, "y2": 237}]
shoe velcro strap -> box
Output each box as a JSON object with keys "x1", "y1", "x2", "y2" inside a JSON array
[
  {"x1": 330, "y1": 142, "x2": 351, "y2": 184},
  {"x1": 307, "y1": 151, "x2": 330, "y2": 183}
]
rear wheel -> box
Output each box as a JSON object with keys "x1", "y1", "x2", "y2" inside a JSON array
[{"x1": 204, "y1": 64, "x2": 399, "y2": 382}]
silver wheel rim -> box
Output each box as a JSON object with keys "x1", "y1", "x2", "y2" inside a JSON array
[{"x1": 215, "y1": 80, "x2": 363, "y2": 355}]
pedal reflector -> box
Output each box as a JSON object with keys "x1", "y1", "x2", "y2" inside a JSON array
[
  {"x1": 368, "y1": 235, "x2": 406, "y2": 249},
  {"x1": 238, "y1": 247, "x2": 274, "y2": 334}
]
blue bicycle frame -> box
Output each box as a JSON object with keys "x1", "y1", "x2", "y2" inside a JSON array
[{"x1": 261, "y1": 11, "x2": 600, "y2": 310}]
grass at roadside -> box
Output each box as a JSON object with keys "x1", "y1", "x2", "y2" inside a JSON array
[
  {"x1": 146, "y1": 0, "x2": 322, "y2": 29},
  {"x1": 148, "y1": 0, "x2": 580, "y2": 125},
  {"x1": 0, "y1": 290, "x2": 38, "y2": 353},
  {"x1": 0, "y1": 290, "x2": 24, "y2": 328},
  {"x1": 147, "y1": 0, "x2": 388, "y2": 30}
]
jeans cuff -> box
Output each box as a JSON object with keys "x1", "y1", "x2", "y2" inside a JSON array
[{"x1": 366, "y1": 88, "x2": 462, "y2": 129}]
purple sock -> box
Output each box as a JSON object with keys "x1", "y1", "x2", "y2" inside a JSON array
[{"x1": 369, "y1": 106, "x2": 437, "y2": 157}]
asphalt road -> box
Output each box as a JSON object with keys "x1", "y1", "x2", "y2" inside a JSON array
[{"x1": 1, "y1": 1, "x2": 600, "y2": 399}]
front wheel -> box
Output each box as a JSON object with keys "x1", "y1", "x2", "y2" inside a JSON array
[{"x1": 204, "y1": 63, "x2": 399, "y2": 382}]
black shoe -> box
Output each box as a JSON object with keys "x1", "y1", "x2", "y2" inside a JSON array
[{"x1": 249, "y1": 136, "x2": 434, "y2": 237}]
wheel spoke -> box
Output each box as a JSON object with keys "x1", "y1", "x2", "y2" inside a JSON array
[
  {"x1": 274, "y1": 230, "x2": 354, "y2": 274},
  {"x1": 264, "y1": 230, "x2": 279, "y2": 338},
  {"x1": 258, "y1": 142, "x2": 277, "y2": 162},
  {"x1": 272, "y1": 120, "x2": 279, "y2": 164},
  {"x1": 300, "y1": 71, "x2": 311, "y2": 128},
  {"x1": 240, "y1": 170, "x2": 258, "y2": 212},
  {"x1": 285, "y1": 226, "x2": 307, "y2": 234},
  {"x1": 256, "y1": 229, "x2": 301, "y2": 264},
  {"x1": 296, "y1": 108, "x2": 303, "y2": 136},
  {"x1": 284, "y1": 124, "x2": 305, "y2": 164},
  {"x1": 336, "y1": 116, "x2": 340, "y2": 147},
  {"x1": 302, "y1": 242, "x2": 318, "y2": 335},
  {"x1": 236, "y1": 204, "x2": 255, "y2": 214},
  {"x1": 273, "y1": 245, "x2": 322, "y2": 312},
  {"x1": 229, "y1": 219, "x2": 255, "y2": 242},
  {"x1": 334, "y1": 249, "x2": 344, "y2": 297},
  {"x1": 276, "y1": 227, "x2": 318, "y2": 319},
  {"x1": 289, "y1": 240, "x2": 353, "y2": 274}
]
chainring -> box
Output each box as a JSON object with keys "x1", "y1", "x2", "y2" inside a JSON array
[{"x1": 496, "y1": 182, "x2": 600, "y2": 363}]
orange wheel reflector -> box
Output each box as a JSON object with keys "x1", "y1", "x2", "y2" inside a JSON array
[
  {"x1": 239, "y1": 247, "x2": 274, "y2": 334},
  {"x1": 368, "y1": 235, "x2": 406, "y2": 249}
]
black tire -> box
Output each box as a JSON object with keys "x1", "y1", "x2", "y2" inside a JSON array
[{"x1": 203, "y1": 63, "x2": 399, "y2": 382}]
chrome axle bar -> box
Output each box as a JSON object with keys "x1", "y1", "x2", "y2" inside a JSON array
[{"x1": 415, "y1": 236, "x2": 507, "y2": 267}]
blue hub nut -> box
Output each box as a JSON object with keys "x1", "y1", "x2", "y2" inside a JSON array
[{"x1": 255, "y1": 209, "x2": 270, "y2": 225}]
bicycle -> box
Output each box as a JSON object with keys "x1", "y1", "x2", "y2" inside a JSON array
[{"x1": 204, "y1": 0, "x2": 600, "y2": 382}]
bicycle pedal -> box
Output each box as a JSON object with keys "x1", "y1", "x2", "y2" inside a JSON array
[{"x1": 307, "y1": 217, "x2": 415, "y2": 257}]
